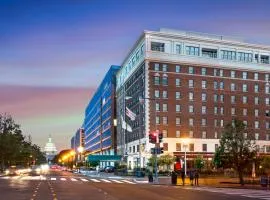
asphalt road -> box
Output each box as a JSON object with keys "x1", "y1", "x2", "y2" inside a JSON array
[{"x1": 0, "y1": 170, "x2": 268, "y2": 200}]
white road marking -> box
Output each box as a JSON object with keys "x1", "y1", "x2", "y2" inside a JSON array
[
  {"x1": 71, "y1": 178, "x2": 78, "y2": 181},
  {"x1": 0, "y1": 176, "x2": 10, "y2": 179},
  {"x1": 81, "y1": 178, "x2": 88, "y2": 182},
  {"x1": 90, "y1": 178, "x2": 101, "y2": 183},
  {"x1": 121, "y1": 180, "x2": 136, "y2": 184},
  {"x1": 110, "y1": 180, "x2": 123, "y2": 183},
  {"x1": 60, "y1": 178, "x2": 66, "y2": 181},
  {"x1": 51, "y1": 177, "x2": 56, "y2": 181},
  {"x1": 100, "y1": 179, "x2": 111, "y2": 183}
]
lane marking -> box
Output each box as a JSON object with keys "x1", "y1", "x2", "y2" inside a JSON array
[
  {"x1": 51, "y1": 177, "x2": 56, "y2": 181},
  {"x1": 100, "y1": 179, "x2": 111, "y2": 183},
  {"x1": 90, "y1": 178, "x2": 101, "y2": 182},
  {"x1": 60, "y1": 178, "x2": 66, "y2": 181},
  {"x1": 81, "y1": 178, "x2": 89, "y2": 182},
  {"x1": 110, "y1": 180, "x2": 123, "y2": 183},
  {"x1": 121, "y1": 180, "x2": 136, "y2": 184},
  {"x1": 71, "y1": 178, "x2": 78, "y2": 181}
]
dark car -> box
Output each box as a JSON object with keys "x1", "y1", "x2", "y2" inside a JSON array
[{"x1": 104, "y1": 166, "x2": 115, "y2": 173}]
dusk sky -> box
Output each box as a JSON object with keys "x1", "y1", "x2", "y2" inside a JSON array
[{"x1": 1, "y1": 0, "x2": 270, "y2": 151}]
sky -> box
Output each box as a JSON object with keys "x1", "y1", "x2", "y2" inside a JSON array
[{"x1": 0, "y1": 0, "x2": 270, "y2": 151}]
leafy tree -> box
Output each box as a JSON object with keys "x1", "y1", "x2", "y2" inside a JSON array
[
  {"x1": 159, "y1": 154, "x2": 175, "y2": 170},
  {"x1": 261, "y1": 156, "x2": 270, "y2": 174},
  {"x1": 194, "y1": 155, "x2": 205, "y2": 170},
  {"x1": 214, "y1": 119, "x2": 257, "y2": 185}
]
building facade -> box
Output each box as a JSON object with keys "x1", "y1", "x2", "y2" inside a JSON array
[
  {"x1": 44, "y1": 136, "x2": 57, "y2": 163},
  {"x1": 116, "y1": 28, "x2": 270, "y2": 169},
  {"x1": 84, "y1": 65, "x2": 120, "y2": 167}
]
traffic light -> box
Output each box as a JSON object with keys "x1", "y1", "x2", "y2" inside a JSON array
[
  {"x1": 158, "y1": 132, "x2": 163, "y2": 143},
  {"x1": 149, "y1": 132, "x2": 157, "y2": 143}
]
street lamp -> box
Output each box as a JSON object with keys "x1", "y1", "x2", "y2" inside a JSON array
[
  {"x1": 182, "y1": 138, "x2": 189, "y2": 176},
  {"x1": 77, "y1": 146, "x2": 84, "y2": 161}
]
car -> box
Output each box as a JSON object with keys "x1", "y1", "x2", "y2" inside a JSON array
[
  {"x1": 104, "y1": 166, "x2": 115, "y2": 173},
  {"x1": 29, "y1": 165, "x2": 42, "y2": 176},
  {"x1": 5, "y1": 166, "x2": 17, "y2": 176}
]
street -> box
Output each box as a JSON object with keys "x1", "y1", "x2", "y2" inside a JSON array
[{"x1": 0, "y1": 169, "x2": 269, "y2": 200}]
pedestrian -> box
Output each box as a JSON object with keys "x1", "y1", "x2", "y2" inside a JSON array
[
  {"x1": 181, "y1": 170, "x2": 185, "y2": 186},
  {"x1": 194, "y1": 169, "x2": 199, "y2": 186},
  {"x1": 189, "y1": 170, "x2": 194, "y2": 186}
]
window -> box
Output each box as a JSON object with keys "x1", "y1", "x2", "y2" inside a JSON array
[
  {"x1": 176, "y1": 143, "x2": 181, "y2": 151},
  {"x1": 255, "y1": 133, "x2": 259, "y2": 140},
  {"x1": 176, "y1": 131, "x2": 181, "y2": 138},
  {"x1": 265, "y1": 85, "x2": 270, "y2": 94},
  {"x1": 202, "y1": 80, "x2": 207, "y2": 89},
  {"x1": 220, "y1": 69, "x2": 223, "y2": 77},
  {"x1": 242, "y1": 96, "x2": 248, "y2": 104},
  {"x1": 176, "y1": 104, "x2": 181, "y2": 112},
  {"x1": 176, "y1": 117, "x2": 181, "y2": 125},
  {"x1": 214, "y1": 69, "x2": 218, "y2": 76},
  {"x1": 214, "y1": 107, "x2": 218, "y2": 115},
  {"x1": 189, "y1": 131, "x2": 194, "y2": 138},
  {"x1": 186, "y1": 46, "x2": 199, "y2": 56},
  {"x1": 163, "y1": 143, "x2": 168, "y2": 151},
  {"x1": 133, "y1": 146, "x2": 135, "y2": 153},
  {"x1": 137, "y1": 145, "x2": 140, "y2": 152},
  {"x1": 162, "y1": 117, "x2": 168, "y2": 125},
  {"x1": 202, "y1": 144, "x2": 207, "y2": 152},
  {"x1": 154, "y1": 90, "x2": 160, "y2": 98},
  {"x1": 220, "y1": 119, "x2": 224, "y2": 127},
  {"x1": 238, "y1": 52, "x2": 252, "y2": 62},
  {"x1": 154, "y1": 63, "x2": 159, "y2": 71},
  {"x1": 155, "y1": 103, "x2": 160, "y2": 111},
  {"x1": 242, "y1": 71, "x2": 248, "y2": 79},
  {"x1": 255, "y1": 109, "x2": 259, "y2": 117},
  {"x1": 162, "y1": 76, "x2": 168, "y2": 85},
  {"x1": 220, "y1": 82, "x2": 224, "y2": 89},
  {"x1": 255, "y1": 121, "x2": 259, "y2": 129},
  {"x1": 154, "y1": 76, "x2": 160, "y2": 85},
  {"x1": 231, "y1": 83, "x2": 236, "y2": 91},
  {"x1": 201, "y1": 68, "x2": 207, "y2": 75},
  {"x1": 202, "y1": 131, "x2": 207, "y2": 139},
  {"x1": 214, "y1": 119, "x2": 218, "y2": 127},
  {"x1": 176, "y1": 44, "x2": 181, "y2": 54},
  {"x1": 188, "y1": 66, "x2": 194, "y2": 74},
  {"x1": 175, "y1": 65, "x2": 181, "y2": 73},
  {"x1": 201, "y1": 118, "x2": 207, "y2": 126},
  {"x1": 162, "y1": 64, "x2": 167, "y2": 72},
  {"x1": 231, "y1": 107, "x2": 235, "y2": 115},
  {"x1": 266, "y1": 74, "x2": 269, "y2": 81},
  {"x1": 220, "y1": 94, "x2": 224, "y2": 103},
  {"x1": 175, "y1": 92, "x2": 181, "y2": 99},
  {"x1": 254, "y1": 84, "x2": 259, "y2": 93},
  {"x1": 163, "y1": 91, "x2": 168, "y2": 98},
  {"x1": 151, "y1": 42, "x2": 165, "y2": 52},
  {"x1": 189, "y1": 118, "x2": 194, "y2": 126},
  {"x1": 202, "y1": 106, "x2": 206, "y2": 114},
  {"x1": 266, "y1": 122, "x2": 270, "y2": 129},
  {"x1": 255, "y1": 97, "x2": 259, "y2": 105},
  {"x1": 189, "y1": 80, "x2": 194, "y2": 88},
  {"x1": 221, "y1": 50, "x2": 236, "y2": 60},
  {"x1": 243, "y1": 108, "x2": 247, "y2": 116},
  {"x1": 231, "y1": 71, "x2": 236, "y2": 78},
  {"x1": 242, "y1": 84, "x2": 248, "y2": 92},
  {"x1": 215, "y1": 144, "x2": 219, "y2": 150},
  {"x1": 175, "y1": 78, "x2": 181, "y2": 87},
  {"x1": 189, "y1": 143, "x2": 194, "y2": 151},
  {"x1": 214, "y1": 132, "x2": 218, "y2": 139},
  {"x1": 156, "y1": 116, "x2": 160, "y2": 124},
  {"x1": 231, "y1": 96, "x2": 236, "y2": 104},
  {"x1": 162, "y1": 130, "x2": 168, "y2": 137},
  {"x1": 267, "y1": 134, "x2": 270, "y2": 141},
  {"x1": 202, "y1": 93, "x2": 207, "y2": 101},
  {"x1": 189, "y1": 92, "x2": 194, "y2": 101},
  {"x1": 254, "y1": 73, "x2": 259, "y2": 80},
  {"x1": 214, "y1": 81, "x2": 218, "y2": 89},
  {"x1": 162, "y1": 104, "x2": 168, "y2": 112},
  {"x1": 266, "y1": 98, "x2": 270, "y2": 105},
  {"x1": 220, "y1": 107, "x2": 224, "y2": 115},
  {"x1": 189, "y1": 105, "x2": 194, "y2": 113}
]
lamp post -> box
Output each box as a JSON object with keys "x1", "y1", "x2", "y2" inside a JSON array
[{"x1": 182, "y1": 139, "x2": 189, "y2": 176}]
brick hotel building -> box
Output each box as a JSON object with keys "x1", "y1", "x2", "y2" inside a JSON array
[{"x1": 116, "y1": 28, "x2": 270, "y2": 169}]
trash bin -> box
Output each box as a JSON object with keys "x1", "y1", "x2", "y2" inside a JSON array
[
  {"x1": 171, "y1": 171, "x2": 177, "y2": 185},
  {"x1": 148, "y1": 173, "x2": 153, "y2": 183},
  {"x1": 260, "y1": 176, "x2": 268, "y2": 187}
]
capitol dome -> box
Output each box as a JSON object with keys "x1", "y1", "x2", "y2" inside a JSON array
[{"x1": 44, "y1": 136, "x2": 57, "y2": 162}]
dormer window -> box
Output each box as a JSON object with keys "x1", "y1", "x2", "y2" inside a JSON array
[
  {"x1": 151, "y1": 42, "x2": 165, "y2": 52},
  {"x1": 202, "y1": 48, "x2": 217, "y2": 58}
]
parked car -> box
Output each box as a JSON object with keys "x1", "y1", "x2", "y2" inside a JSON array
[
  {"x1": 104, "y1": 166, "x2": 115, "y2": 173},
  {"x1": 29, "y1": 165, "x2": 42, "y2": 176}
]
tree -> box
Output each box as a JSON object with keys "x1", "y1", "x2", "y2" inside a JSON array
[
  {"x1": 159, "y1": 154, "x2": 175, "y2": 170},
  {"x1": 214, "y1": 119, "x2": 257, "y2": 185},
  {"x1": 261, "y1": 156, "x2": 270, "y2": 175},
  {"x1": 194, "y1": 155, "x2": 205, "y2": 170}
]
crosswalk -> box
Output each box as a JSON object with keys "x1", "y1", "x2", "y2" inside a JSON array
[
  {"x1": 0, "y1": 176, "x2": 137, "y2": 185},
  {"x1": 183, "y1": 186, "x2": 270, "y2": 200}
]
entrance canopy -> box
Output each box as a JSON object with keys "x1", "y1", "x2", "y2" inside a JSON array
[{"x1": 86, "y1": 155, "x2": 121, "y2": 162}]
